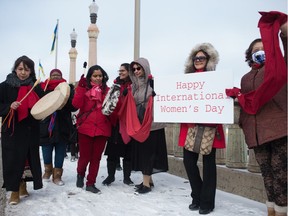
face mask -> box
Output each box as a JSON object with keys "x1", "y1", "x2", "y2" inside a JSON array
[{"x1": 252, "y1": 50, "x2": 265, "y2": 64}]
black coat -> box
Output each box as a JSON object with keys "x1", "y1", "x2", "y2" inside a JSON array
[
  {"x1": 0, "y1": 81, "x2": 44, "y2": 191},
  {"x1": 39, "y1": 84, "x2": 77, "y2": 145}
]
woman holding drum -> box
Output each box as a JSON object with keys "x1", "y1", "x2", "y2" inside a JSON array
[
  {"x1": 39, "y1": 69, "x2": 76, "y2": 186},
  {"x1": 0, "y1": 55, "x2": 44, "y2": 205}
]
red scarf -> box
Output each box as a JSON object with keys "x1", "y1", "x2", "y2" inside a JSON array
[
  {"x1": 226, "y1": 11, "x2": 287, "y2": 114},
  {"x1": 118, "y1": 89, "x2": 153, "y2": 143},
  {"x1": 85, "y1": 82, "x2": 103, "y2": 108},
  {"x1": 40, "y1": 78, "x2": 66, "y2": 91},
  {"x1": 17, "y1": 86, "x2": 39, "y2": 122}
]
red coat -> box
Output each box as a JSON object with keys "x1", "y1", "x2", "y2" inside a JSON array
[
  {"x1": 72, "y1": 86, "x2": 112, "y2": 138},
  {"x1": 178, "y1": 123, "x2": 226, "y2": 149}
]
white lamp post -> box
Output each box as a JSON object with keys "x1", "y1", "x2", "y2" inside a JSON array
[
  {"x1": 88, "y1": 0, "x2": 100, "y2": 67},
  {"x1": 69, "y1": 28, "x2": 78, "y2": 83}
]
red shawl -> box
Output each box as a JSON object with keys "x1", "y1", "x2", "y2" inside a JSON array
[
  {"x1": 118, "y1": 89, "x2": 153, "y2": 143},
  {"x1": 17, "y1": 86, "x2": 39, "y2": 122},
  {"x1": 40, "y1": 78, "x2": 66, "y2": 91},
  {"x1": 226, "y1": 11, "x2": 287, "y2": 114}
]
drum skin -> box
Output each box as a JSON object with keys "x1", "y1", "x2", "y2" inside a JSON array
[{"x1": 31, "y1": 82, "x2": 70, "y2": 120}]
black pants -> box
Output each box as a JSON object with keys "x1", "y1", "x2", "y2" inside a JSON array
[{"x1": 183, "y1": 148, "x2": 216, "y2": 210}]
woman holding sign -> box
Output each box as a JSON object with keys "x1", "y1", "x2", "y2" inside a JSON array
[{"x1": 178, "y1": 43, "x2": 226, "y2": 215}]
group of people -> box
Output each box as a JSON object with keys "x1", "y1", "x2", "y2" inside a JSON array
[{"x1": 0, "y1": 11, "x2": 287, "y2": 216}]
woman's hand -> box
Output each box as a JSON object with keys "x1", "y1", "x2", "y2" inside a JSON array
[
  {"x1": 10, "y1": 101, "x2": 21, "y2": 110},
  {"x1": 78, "y1": 74, "x2": 87, "y2": 88}
]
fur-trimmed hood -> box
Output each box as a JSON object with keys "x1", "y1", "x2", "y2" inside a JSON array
[{"x1": 184, "y1": 43, "x2": 219, "y2": 73}]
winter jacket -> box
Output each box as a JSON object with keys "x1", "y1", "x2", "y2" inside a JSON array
[
  {"x1": 178, "y1": 42, "x2": 225, "y2": 149},
  {"x1": 72, "y1": 85, "x2": 112, "y2": 138},
  {"x1": 178, "y1": 123, "x2": 226, "y2": 148},
  {"x1": 0, "y1": 81, "x2": 44, "y2": 191},
  {"x1": 130, "y1": 58, "x2": 166, "y2": 131},
  {"x1": 239, "y1": 35, "x2": 287, "y2": 148}
]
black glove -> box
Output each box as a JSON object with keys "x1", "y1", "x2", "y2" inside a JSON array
[
  {"x1": 78, "y1": 74, "x2": 87, "y2": 88},
  {"x1": 122, "y1": 88, "x2": 128, "y2": 96}
]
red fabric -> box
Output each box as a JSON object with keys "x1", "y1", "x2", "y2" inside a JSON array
[
  {"x1": 118, "y1": 89, "x2": 153, "y2": 143},
  {"x1": 226, "y1": 11, "x2": 287, "y2": 114},
  {"x1": 16, "y1": 86, "x2": 39, "y2": 122},
  {"x1": 178, "y1": 123, "x2": 226, "y2": 149},
  {"x1": 40, "y1": 78, "x2": 66, "y2": 91}
]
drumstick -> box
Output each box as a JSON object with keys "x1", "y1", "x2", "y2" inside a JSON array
[
  {"x1": 43, "y1": 77, "x2": 50, "y2": 92},
  {"x1": 19, "y1": 78, "x2": 41, "y2": 103},
  {"x1": 83, "y1": 61, "x2": 87, "y2": 76},
  {"x1": 2, "y1": 78, "x2": 40, "y2": 127}
]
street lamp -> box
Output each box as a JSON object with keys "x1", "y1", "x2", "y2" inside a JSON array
[
  {"x1": 89, "y1": 0, "x2": 99, "y2": 24},
  {"x1": 70, "y1": 28, "x2": 78, "y2": 48}
]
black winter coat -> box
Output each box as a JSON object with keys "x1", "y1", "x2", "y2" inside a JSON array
[{"x1": 0, "y1": 81, "x2": 44, "y2": 191}]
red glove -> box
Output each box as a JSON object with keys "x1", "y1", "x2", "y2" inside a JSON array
[
  {"x1": 225, "y1": 87, "x2": 241, "y2": 99},
  {"x1": 78, "y1": 74, "x2": 87, "y2": 88}
]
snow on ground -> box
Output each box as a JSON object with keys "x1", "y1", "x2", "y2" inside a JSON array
[{"x1": 5, "y1": 154, "x2": 266, "y2": 216}]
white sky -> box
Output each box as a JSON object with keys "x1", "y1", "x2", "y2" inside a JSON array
[
  {"x1": 0, "y1": 0, "x2": 287, "y2": 87},
  {"x1": 5, "y1": 155, "x2": 267, "y2": 216}
]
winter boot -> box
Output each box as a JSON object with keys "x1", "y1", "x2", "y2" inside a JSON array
[
  {"x1": 76, "y1": 174, "x2": 84, "y2": 188},
  {"x1": 274, "y1": 204, "x2": 287, "y2": 216},
  {"x1": 19, "y1": 180, "x2": 29, "y2": 197},
  {"x1": 123, "y1": 160, "x2": 134, "y2": 185},
  {"x1": 53, "y1": 168, "x2": 64, "y2": 186},
  {"x1": 102, "y1": 161, "x2": 116, "y2": 185},
  {"x1": 266, "y1": 201, "x2": 275, "y2": 216},
  {"x1": 42, "y1": 164, "x2": 53, "y2": 181},
  {"x1": 9, "y1": 191, "x2": 20, "y2": 205}
]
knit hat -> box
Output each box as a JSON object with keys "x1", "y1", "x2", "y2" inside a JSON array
[{"x1": 50, "y1": 69, "x2": 62, "y2": 77}]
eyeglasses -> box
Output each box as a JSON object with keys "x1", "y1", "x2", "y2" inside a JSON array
[
  {"x1": 118, "y1": 69, "x2": 126, "y2": 72},
  {"x1": 193, "y1": 56, "x2": 207, "y2": 62},
  {"x1": 132, "y1": 67, "x2": 142, "y2": 72}
]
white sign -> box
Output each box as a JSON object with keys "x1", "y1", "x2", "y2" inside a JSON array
[{"x1": 153, "y1": 71, "x2": 234, "y2": 124}]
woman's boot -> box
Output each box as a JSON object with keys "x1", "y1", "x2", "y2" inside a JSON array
[
  {"x1": 102, "y1": 161, "x2": 116, "y2": 185},
  {"x1": 19, "y1": 180, "x2": 29, "y2": 197},
  {"x1": 274, "y1": 204, "x2": 287, "y2": 216},
  {"x1": 9, "y1": 191, "x2": 20, "y2": 205},
  {"x1": 43, "y1": 164, "x2": 53, "y2": 181},
  {"x1": 53, "y1": 168, "x2": 64, "y2": 186},
  {"x1": 123, "y1": 160, "x2": 134, "y2": 185}
]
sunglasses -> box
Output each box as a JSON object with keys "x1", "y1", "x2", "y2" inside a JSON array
[
  {"x1": 193, "y1": 56, "x2": 207, "y2": 62},
  {"x1": 118, "y1": 69, "x2": 126, "y2": 72},
  {"x1": 132, "y1": 66, "x2": 142, "y2": 72}
]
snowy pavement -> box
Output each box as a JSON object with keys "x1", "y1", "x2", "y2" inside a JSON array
[{"x1": 5, "y1": 154, "x2": 266, "y2": 216}]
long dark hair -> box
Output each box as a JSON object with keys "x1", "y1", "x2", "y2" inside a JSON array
[
  {"x1": 86, "y1": 64, "x2": 109, "y2": 93},
  {"x1": 120, "y1": 63, "x2": 131, "y2": 82},
  {"x1": 12, "y1": 55, "x2": 36, "y2": 81},
  {"x1": 245, "y1": 38, "x2": 262, "y2": 67}
]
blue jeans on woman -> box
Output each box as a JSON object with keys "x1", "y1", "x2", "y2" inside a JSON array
[{"x1": 42, "y1": 143, "x2": 66, "y2": 168}]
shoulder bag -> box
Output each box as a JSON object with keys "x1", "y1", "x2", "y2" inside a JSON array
[{"x1": 184, "y1": 125, "x2": 217, "y2": 155}]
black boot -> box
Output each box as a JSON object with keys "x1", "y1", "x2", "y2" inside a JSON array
[
  {"x1": 123, "y1": 160, "x2": 134, "y2": 186},
  {"x1": 102, "y1": 161, "x2": 116, "y2": 185}
]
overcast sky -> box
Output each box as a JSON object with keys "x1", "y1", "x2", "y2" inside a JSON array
[{"x1": 0, "y1": 0, "x2": 286, "y2": 87}]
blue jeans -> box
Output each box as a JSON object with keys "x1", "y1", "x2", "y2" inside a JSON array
[{"x1": 42, "y1": 143, "x2": 66, "y2": 168}]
